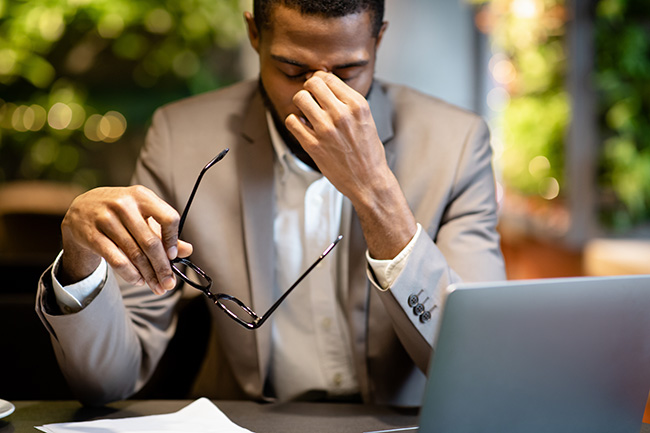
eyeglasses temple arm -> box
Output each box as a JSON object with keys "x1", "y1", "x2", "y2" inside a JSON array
[
  {"x1": 254, "y1": 235, "x2": 343, "y2": 328},
  {"x1": 177, "y1": 148, "x2": 229, "y2": 236}
]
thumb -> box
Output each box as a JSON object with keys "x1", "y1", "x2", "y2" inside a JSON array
[{"x1": 177, "y1": 240, "x2": 194, "y2": 259}]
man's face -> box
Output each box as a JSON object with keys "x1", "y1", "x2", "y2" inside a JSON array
[{"x1": 246, "y1": 5, "x2": 384, "y2": 130}]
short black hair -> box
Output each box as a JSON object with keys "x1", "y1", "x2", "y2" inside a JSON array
[{"x1": 253, "y1": 0, "x2": 385, "y2": 37}]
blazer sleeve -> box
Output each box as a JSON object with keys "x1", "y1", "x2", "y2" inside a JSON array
[
  {"x1": 34, "y1": 107, "x2": 182, "y2": 406},
  {"x1": 35, "y1": 268, "x2": 180, "y2": 406},
  {"x1": 375, "y1": 117, "x2": 506, "y2": 373}
]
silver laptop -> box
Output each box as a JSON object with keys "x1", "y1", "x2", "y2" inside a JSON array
[{"x1": 419, "y1": 275, "x2": 650, "y2": 433}]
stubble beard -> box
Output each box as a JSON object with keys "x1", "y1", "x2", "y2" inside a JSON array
[{"x1": 258, "y1": 79, "x2": 320, "y2": 172}]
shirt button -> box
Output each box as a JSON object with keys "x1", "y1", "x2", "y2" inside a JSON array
[
  {"x1": 333, "y1": 373, "x2": 343, "y2": 387},
  {"x1": 322, "y1": 317, "x2": 332, "y2": 331}
]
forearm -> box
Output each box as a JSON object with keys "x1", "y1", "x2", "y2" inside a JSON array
[{"x1": 350, "y1": 166, "x2": 417, "y2": 260}]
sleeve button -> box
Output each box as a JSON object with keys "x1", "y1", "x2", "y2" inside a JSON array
[{"x1": 413, "y1": 303, "x2": 425, "y2": 315}]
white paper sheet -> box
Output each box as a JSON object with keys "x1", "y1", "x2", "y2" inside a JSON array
[{"x1": 35, "y1": 398, "x2": 254, "y2": 433}]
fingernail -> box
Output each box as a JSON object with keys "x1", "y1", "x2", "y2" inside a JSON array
[
  {"x1": 162, "y1": 275, "x2": 175, "y2": 291},
  {"x1": 135, "y1": 278, "x2": 145, "y2": 286},
  {"x1": 152, "y1": 283, "x2": 164, "y2": 295},
  {"x1": 167, "y1": 246, "x2": 178, "y2": 260}
]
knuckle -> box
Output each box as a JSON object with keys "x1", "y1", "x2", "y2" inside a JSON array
[
  {"x1": 153, "y1": 262, "x2": 173, "y2": 279},
  {"x1": 95, "y1": 209, "x2": 113, "y2": 226},
  {"x1": 321, "y1": 123, "x2": 337, "y2": 137},
  {"x1": 110, "y1": 256, "x2": 131, "y2": 272},
  {"x1": 348, "y1": 99, "x2": 363, "y2": 114},
  {"x1": 111, "y1": 195, "x2": 134, "y2": 213},
  {"x1": 330, "y1": 109, "x2": 345, "y2": 125},
  {"x1": 130, "y1": 184, "x2": 148, "y2": 196},
  {"x1": 86, "y1": 232, "x2": 103, "y2": 246},
  {"x1": 128, "y1": 248, "x2": 146, "y2": 265},
  {"x1": 141, "y1": 236, "x2": 160, "y2": 253},
  {"x1": 160, "y1": 208, "x2": 180, "y2": 227}
]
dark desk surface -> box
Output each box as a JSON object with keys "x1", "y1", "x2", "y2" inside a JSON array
[{"x1": 0, "y1": 400, "x2": 419, "y2": 433}]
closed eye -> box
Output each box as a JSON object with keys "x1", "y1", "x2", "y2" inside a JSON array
[{"x1": 284, "y1": 71, "x2": 308, "y2": 80}]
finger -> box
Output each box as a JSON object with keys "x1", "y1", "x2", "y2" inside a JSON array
[
  {"x1": 292, "y1": 89, "x2": 334, "y2": 135},
  {"x1": 312, "y1": 71, "x2": 362, "y2": 104},
  {"x1": 303, "y1": 74, "x2": 343, "y2": 112},
  {"x1": 123, "y1": 211, "x2": 177, "y2": 293},
  {"x1": 105, "y1": 195, "x2": 171, "y2": 292},
  {"x1": 286, "y1": 113, "x2": 318, "y2": 148},
  {"x1": 88, "y1": 231, "x2": 145, "y2": 287},
  {"x1": 99, "y1": 213, "x2": 166, "y2": 294},
  {"x1": 136, "y1": 187, "x2": 181, "y2": 260}
]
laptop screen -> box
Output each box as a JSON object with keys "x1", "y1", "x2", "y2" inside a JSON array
[{"x1": 419, "y1": 275, "x2": 650, "y2": 433}]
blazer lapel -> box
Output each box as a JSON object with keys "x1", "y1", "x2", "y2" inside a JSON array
[
  {"x1": 369, "y1": 81, "x2": 396, "y2": 164},
  {"x1": 236, "y1": 87, "x2": 275, "y2": 395}
]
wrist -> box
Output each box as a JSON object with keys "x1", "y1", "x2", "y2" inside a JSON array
[
  {"x1": 347, "y1": 165, "x2": 397, "y2": 209},
  {"x1": 58, "y1": 242, "x2": 102, "y2": 286}
]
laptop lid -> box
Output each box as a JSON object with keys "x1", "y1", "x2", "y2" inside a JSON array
[{"x1": 419, "y1": 275, "x2": 650, "y2": 433}]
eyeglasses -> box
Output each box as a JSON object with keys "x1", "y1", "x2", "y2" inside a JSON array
[{"x1": 170, "y1": 148, "x2": 342, "y2": 329}]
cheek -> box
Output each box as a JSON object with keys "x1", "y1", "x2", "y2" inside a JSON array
[
  {"x1": 261, "y1": 71, "x2": 304, "y2": 119},
  {"x1": 350, "y1": 70, "x2": 374, "y2": 97}
]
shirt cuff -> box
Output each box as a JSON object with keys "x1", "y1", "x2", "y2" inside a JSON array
[
  {"x1": 366, "y1": 223, "x2": 423, "y2": 291},
  {"x1": 51, "y1": 250, "x2": 108, "y2": 314}
]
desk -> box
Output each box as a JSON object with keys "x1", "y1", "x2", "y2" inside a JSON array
[{"x1": 0, "y1": 400, "x2": 419, "y2": 433}]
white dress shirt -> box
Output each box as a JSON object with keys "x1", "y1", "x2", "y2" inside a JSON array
[
  {"x1": 267, "y1": 112, "x2": 358, "y2": 400},
  {"x1": 51, "y1": 111, "x2": 422, "y2": 400}
]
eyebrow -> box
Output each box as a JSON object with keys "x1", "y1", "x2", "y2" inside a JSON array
[{"x1": 270, "y1": 54, "x2": 369, "y2": 70}]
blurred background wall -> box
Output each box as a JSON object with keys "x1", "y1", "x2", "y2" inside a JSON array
[{"x1": 1, "y1": 0, "x2": 649, "y2": 399}]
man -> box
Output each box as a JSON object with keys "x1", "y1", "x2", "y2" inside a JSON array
[{"x1": 36, "y1": 0, "x2": 505, "y2": 406}]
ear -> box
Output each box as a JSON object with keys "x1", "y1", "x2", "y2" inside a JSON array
[
  {"x1": 375, "y1": 21, "x2": 389, "y2": 50},
  {"x1": 244, "y1": 11, "x2": 260, "y2": 53}
]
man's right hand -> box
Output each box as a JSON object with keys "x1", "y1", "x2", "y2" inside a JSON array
[{"x1": 58, "y1": 185, "x2": 193, "y2": 295}]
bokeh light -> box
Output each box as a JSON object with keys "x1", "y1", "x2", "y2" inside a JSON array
[
  {"x1": 539, "y1": 177, "x2": 560, "y2": 200},
  {"x1": 487, "y1": 87, "x2": 511, "y2": 111},
  {"x1": 510, "y1": 0, "x2": 541, "y2": 19},
  {"x1": 38, "y1": 8, "x2": 65, "y2": 41},
  {"x1": 84, "y1": 111, "x2": 127, "y2": 143},
  {"x1": 97, "y1": 13, "x2": 124, "y2": 39},
  {"x1": 528, "y1": 155, "x2": 550, "y2": 178},
  {"x1": 492, "y1": 59, "x2": 517, "y2": 85},
  {"x1": 48, "y1": 102, "x2": 73, "y2": 130},
  {"x1": 145, "y1": 9, "x2": 173, "y2": 34},
  {"x1": 24, "y1": 105, "x2": 47, "y2": 131}
]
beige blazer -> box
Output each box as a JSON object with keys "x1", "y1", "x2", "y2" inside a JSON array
[{"x1": 36, "y1": 80, "x2": 505, "y2": 406}]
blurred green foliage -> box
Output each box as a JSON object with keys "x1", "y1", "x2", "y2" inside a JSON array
[
  {"x1": 0, "y1": 0, "x2": 247, "y2": 187},
  {"x1": 595, "y1": 0, "x2": 650, "y2": 229},
  {"x1": 473, "y1": 0, "x2": 569, "y2": 202}
]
